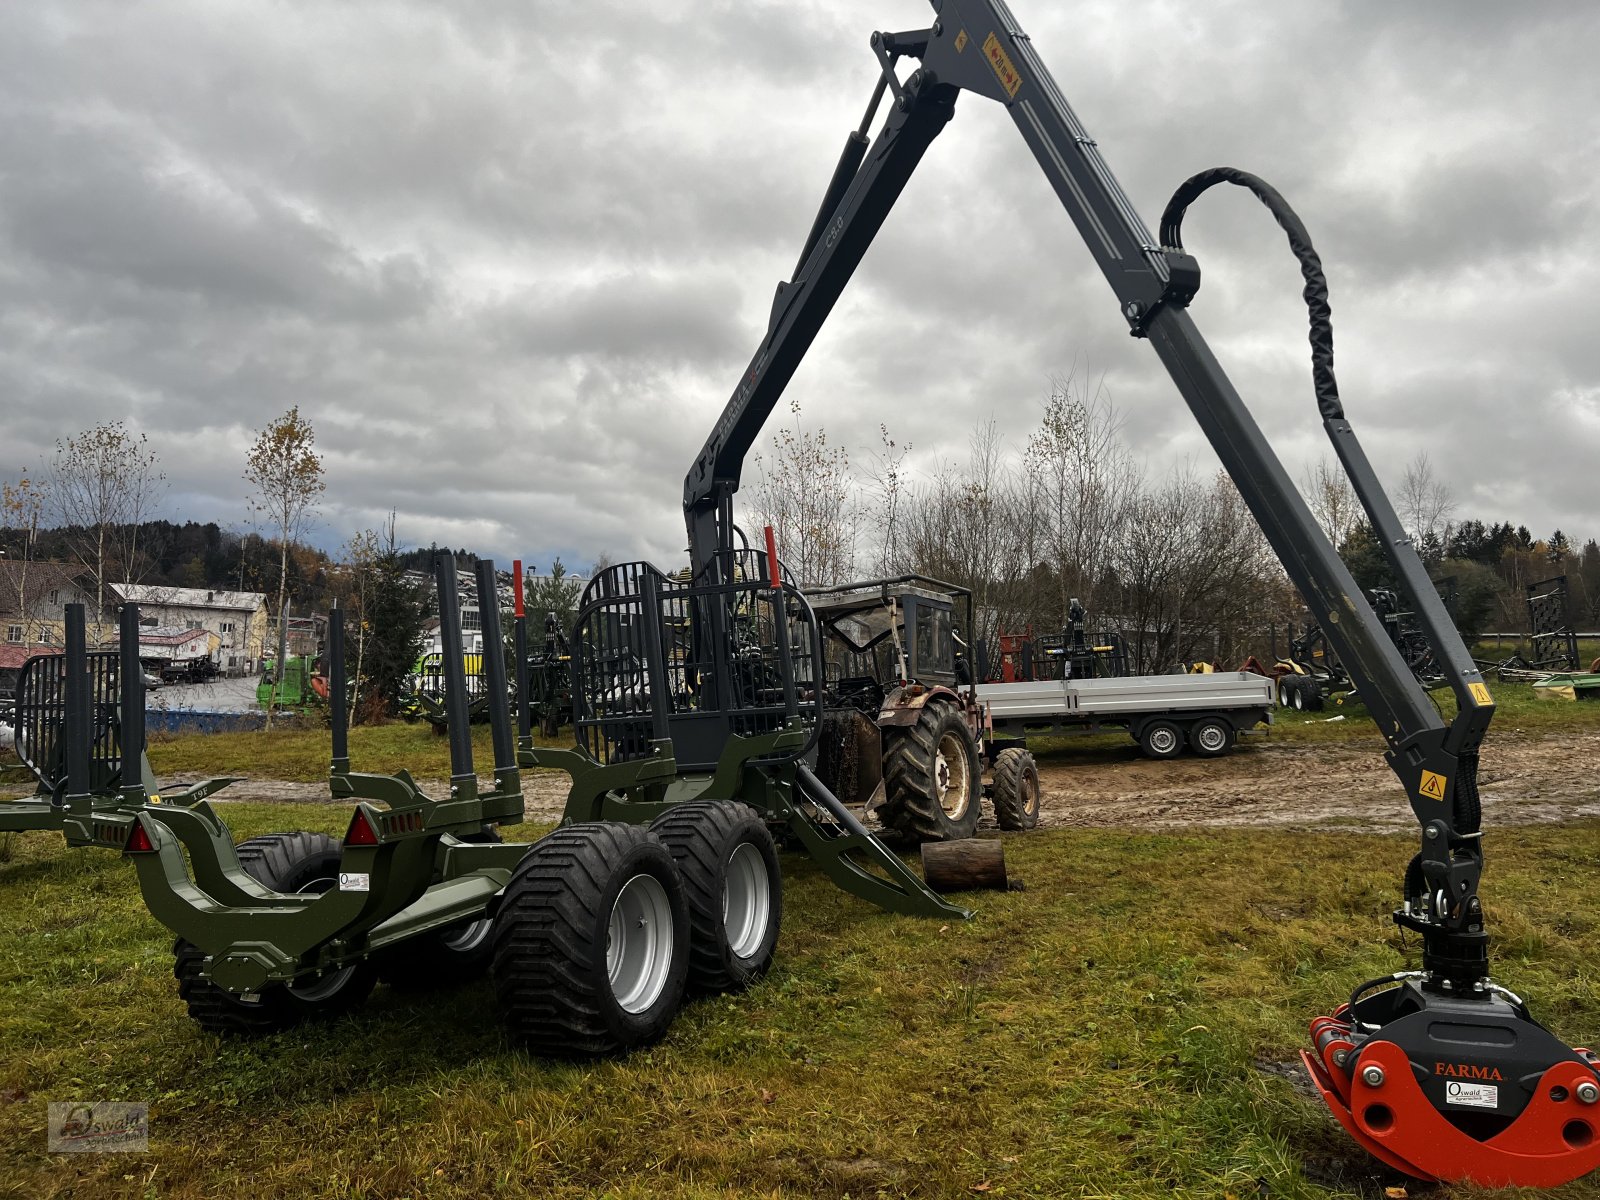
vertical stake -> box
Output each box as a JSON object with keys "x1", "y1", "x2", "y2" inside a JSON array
[
  {"x1": 119, "y1": 603, "x2": 147, "y2": 804},
  {"x1": 435, "y1": 555, "x2": 475, "y2": 797},
  {"x1": 329, "y1": 607, "x2": 350, "y2": 777},
  {"x1": 475, "y1": 560, "x2": 518, "y2": 793},
  {"x1": 63, "y1": 604, "x2": 90, "y2": 801},
  {"x1": 512, "y1": 558, "x2": 531, "y2": 746}
]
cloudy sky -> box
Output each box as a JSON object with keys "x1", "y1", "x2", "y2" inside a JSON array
[{"x1": 3, "y1": 0, "x2": 1598, "y2": 574}]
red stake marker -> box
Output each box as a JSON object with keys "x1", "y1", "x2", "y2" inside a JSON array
[
  {"x1": 512, "y1": 558, "x2": 525, "y2": 617},
  {"x1": 763, "y1": 526, "x2": 782, "y2": 590}
]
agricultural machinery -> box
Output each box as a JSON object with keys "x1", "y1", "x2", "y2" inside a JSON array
[
  {"x1": 804, "y1": 575, "x2": 1040, "y2": 841},
  {"x1": 29, "y1": 553, "x2": 961, "y2": 1056},
  {"x1": 0, "y1": 604, "x2": 238, "y2": 842},
  {"x1": 669, "y1": 0, "x2": 1598, "y2": 1184}
]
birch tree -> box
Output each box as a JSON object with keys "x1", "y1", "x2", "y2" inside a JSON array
[
  {"x1": 47, "y1": 422, "x2": 164, "y2": 638},
  {"x1": 245, "y1": 407, "x2": 325, "y2": 725}
]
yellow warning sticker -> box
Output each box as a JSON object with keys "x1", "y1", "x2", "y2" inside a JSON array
[
  {"x1": 982, "y1": 32, "x2": 1022, "y2": 98},
  {"x1": 1469, "y1": 681, "x2": 1494, "y2": 706},
  {"x1": 955, "y1": 29, "x2": 968, "y2": 53},
  {"x1": 1419, "y1": 770, "x2": 1448, "y2": 802}
]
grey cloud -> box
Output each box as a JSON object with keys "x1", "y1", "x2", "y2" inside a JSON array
[{"x1": 2, "y1": 0, "x2": 1599, "y2": 576}]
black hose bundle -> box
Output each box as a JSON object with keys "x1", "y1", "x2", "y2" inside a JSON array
[{"x1": 1158, "y1": 167, "x2": 1342, "y2": 422}]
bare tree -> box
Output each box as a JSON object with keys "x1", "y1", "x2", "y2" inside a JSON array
[
  {"x1": 47, "y1": 421, "x2": 165, "y2": 638},
  {"x1": 1398, "y1": 451, "x2": 1455, "y2": 554},
  {"x1": 1301, "y1": 456, "x2": 1361, "y2": 550},
  {"x1": 749, "y1": 399, "x2": 857, "y2": 585},
  {"x1": 1, "y1": 472, "x2": 48, "y2": 644},
  {"x1": 245, "y1": 407, "x2": 326, "y2": 726},
  {"x1": 1022, "y1": 371, "x2": 1135, "y2": 624},
  {"x1": 862, "y1": 423, "x2": 912, "y2": 578}
]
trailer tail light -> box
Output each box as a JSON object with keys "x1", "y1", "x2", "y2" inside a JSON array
[
  {"x1": 344, "y1": 808, "x2": 379, "y2": 847},
  {"x1": 124, "y1": 820, "x2": 155, "y2": 854}
]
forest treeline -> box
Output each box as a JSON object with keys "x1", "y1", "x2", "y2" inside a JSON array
[{"x1": 748, "y1": 375, "x2": 1593, "y2": 673}]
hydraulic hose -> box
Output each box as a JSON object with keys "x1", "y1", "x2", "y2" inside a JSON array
[{"x1": 1158, "y1": 167, "x2": 1341, "y2": 422}]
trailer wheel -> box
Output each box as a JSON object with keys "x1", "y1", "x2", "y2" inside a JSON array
[
  {"x1": 174, "y1": 832, "x2": 376, "y2": 1037},
  {"x1": 1137, "y1": 720, "x2": 1184, "y2": 760},
  {"x1": 492, "y1": 822, "x2": 688, "y2": 1057},
  {"x1": 1276, "y1": 677, "x2": 1295, "y2": 707},
  {"x1": 881, "y1": 702, "x2": 982, "y2": 842},
  {"x1": 649, "y1": 801, "x2": 781, "y2": 993},
  {"x1": 378, "y1": 826, "x2": 502, "y2": 990},
  {"x1": 1188, "y1": 717, "x2": 1234, "y2": 758},
  {"x1": 990, "y1": 747, "x2": 1041, "y2": 831}
]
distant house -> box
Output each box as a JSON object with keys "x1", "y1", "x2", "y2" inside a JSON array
[
  {"x1": 0, "y1": 560, "x2": 98, "y2": 653},
  {"x1": 109, "y1": 585, "x2": 269, "y2": 674}
]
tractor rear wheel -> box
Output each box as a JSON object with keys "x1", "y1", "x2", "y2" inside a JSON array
[
  {"x1": 990, "y1": 747, "x2": 1041, "y2": 831},
  {"x1": 492, "y1": 822, "x2": 688, "y2": 1057},
  {"x1": 378, "y1": 826, "x2": 502, "y2": 990},
  {"x1": 174, "y1": 832, "x2": 376, "y2": 1036},
  {"x1": 650, "y1": 801, "x2": 781, "y2": 994},
  {"x1": 881, "y1": 703, "x2": 982, "y2": 842}
]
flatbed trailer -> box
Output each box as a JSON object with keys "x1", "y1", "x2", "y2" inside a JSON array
[{"x1": 977, "y1": 671, "x2": 1273, "y2": 758}]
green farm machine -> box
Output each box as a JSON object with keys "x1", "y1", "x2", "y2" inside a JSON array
[
  {"x1": 15, "y1": 553, "x2": 960, "y2": 1056},
  {"x1": 10, "y1": 0, "x2": 1600, "y2": 1186}
]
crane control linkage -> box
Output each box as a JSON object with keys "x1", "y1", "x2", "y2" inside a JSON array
[{"x1": 682, "y1": 1, "x2": 1600, "y2": 1186}]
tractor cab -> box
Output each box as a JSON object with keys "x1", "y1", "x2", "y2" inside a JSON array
[{"x1": 804, "y1": 575, "x2": 972, "y2": 714}]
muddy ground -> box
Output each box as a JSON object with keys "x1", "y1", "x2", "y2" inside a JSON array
[{"x1": 104, "y1": 726, "x2": 1600, "y2": 834}]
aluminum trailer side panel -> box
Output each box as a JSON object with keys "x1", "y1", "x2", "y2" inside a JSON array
[{"x1": 976, "y1": 671, "x2": 1273, "y2": 722}]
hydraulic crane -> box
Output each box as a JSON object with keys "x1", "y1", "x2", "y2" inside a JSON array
[{"x1": 682, "y1": 1, "x2": 1600, "y2": 1186}]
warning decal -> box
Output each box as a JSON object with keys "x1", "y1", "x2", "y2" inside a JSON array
[
  {"x1": 982, "y1": 32, "x2": 1023, "y2": 98},
  {"x1": 1419, "y1": 770, "x2": 1448, "y2": 801},
  {"x1": 1469, "y1": 681, "x2": 1494, "y2": 706},
  {"x1": 955, "y1": 29, "x2": 968, "y2": 53}
]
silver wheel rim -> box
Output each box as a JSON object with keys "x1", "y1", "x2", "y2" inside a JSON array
[
  {"x1": 1197, "y1": 724, "x2": 1228, "y2": 752},
  {"x1": 1148, "y1": 727, "x2": 1178, "y2": 755},
  {"x1": 607, "y1": 873, "x2": 674, "y2": 1014},
  {"x1": 723, "y1": 842, "x2": 771, "y2": 961},
  {"x1": 441, "y1": 917, "x2": 493, "y2": 953},
  {"x1": 287, "y1": 875, "x2": 358, "y2": 1001},
  {"x1": 935, "y1": 731, "x2": 972, "y2": 819}
]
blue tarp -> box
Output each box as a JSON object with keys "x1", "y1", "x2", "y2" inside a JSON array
[{"x1": 145, "y1": 709, "x2": 267, "y2": 735}]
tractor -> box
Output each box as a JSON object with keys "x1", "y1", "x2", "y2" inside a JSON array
[{"x1": 805, "y1": 575, "x2": 1040, "y2": 840}]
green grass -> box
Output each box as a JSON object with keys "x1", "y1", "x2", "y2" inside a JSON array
[
  {"x1": 143, "y1": 721, "x2": 567, "y2": 784},
  {"x1": 6, "y1": 810, "x2": 1600, "y2": 1198}
]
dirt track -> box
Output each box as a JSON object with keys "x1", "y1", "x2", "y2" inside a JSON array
[
  {"x1": 137, "y1": 727, "x2": 1600, "y2": 835},
  {"x1": 1020, "y1": 728, "x2": 1600, "y2": 833}
]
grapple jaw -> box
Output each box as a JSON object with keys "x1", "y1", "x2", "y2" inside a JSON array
[{"x1": 1304, "y1": 977, "x2": 1600, "y2": 1187}]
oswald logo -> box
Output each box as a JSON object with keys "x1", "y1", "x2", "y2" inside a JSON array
[{"x1": 1435, "y1": 1062, "x2": 1503, "y2": 1081}]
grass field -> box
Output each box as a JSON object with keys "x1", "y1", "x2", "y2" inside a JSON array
[{"x1": 5, "y1": 807, "x2": 1600, "y2": 1199}]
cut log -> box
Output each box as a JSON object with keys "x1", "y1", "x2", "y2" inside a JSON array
[{"x1": 920, "y1": 838, "x2": 1007, "y2": 893}]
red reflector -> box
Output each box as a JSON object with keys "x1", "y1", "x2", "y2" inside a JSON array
[
  {"x1": 125, "y1": 821, "x2": 155, "y2": 854},
  {"x1": 345, "y1": 808, "x2": 379, "y2": 846},
  {"x1": 512, "y1": 558, "x2": 525, "y2": 618}
]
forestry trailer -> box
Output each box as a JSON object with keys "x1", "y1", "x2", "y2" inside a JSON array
[{"x1": 671, "y1": 0, "x2": 1598, "y2": 1186}]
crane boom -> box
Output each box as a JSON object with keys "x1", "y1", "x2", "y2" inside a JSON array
[{"x1": 681, "y1": 1, "x2": 1600, "y2": 1184}]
